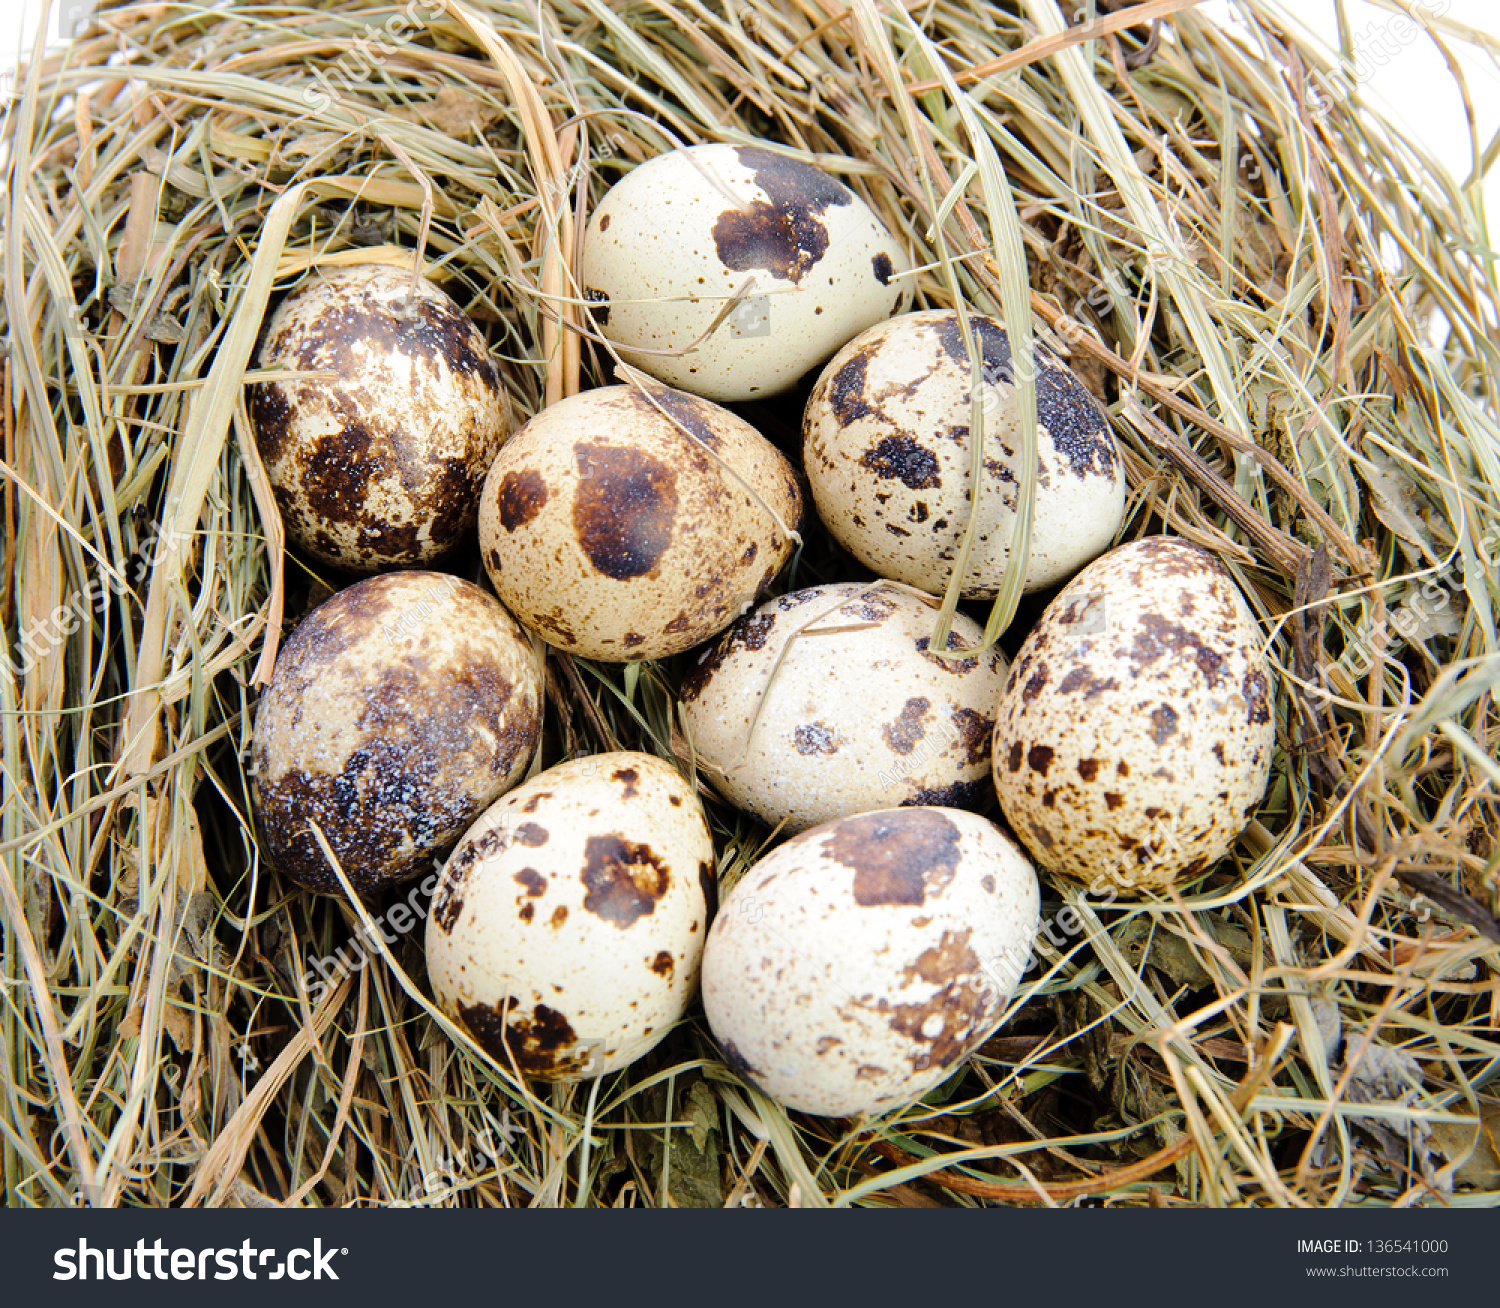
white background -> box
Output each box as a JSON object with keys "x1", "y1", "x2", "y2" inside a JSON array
[{"x1": 3, "y1": 0, "x2": 1497, "y2": 234}]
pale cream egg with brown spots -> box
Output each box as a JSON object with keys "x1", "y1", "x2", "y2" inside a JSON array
[
  {"x1": 992, "y1": 537, "x2": 1276, "y2": 894},
  {"x1": 425, "y1": 752, "x2": 715, "y2": 1080},
  {"x1": 250, "y1": 571, "x2": 543, "y2": 897},
  {"x1": 702, "y1": 807, "x2": 1040, "y2": 1118},
  {"x1": 478, "y1": 382, "x2": 802, "y2": 662},
  {"x1": 251, "y1": 263, "x2": 513, "y2": 574},
  {"x1": 580, "y1": 142, "x2": 911, "y2": 401},
  {"x1": 680, "y1": 583, "x2": 1008, "y2": 833},
  {"x1": 803, "y1": 310, "x2": 1125, "y2": 597}
]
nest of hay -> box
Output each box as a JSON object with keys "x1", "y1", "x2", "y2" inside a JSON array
[{"x1": 3, "y1": 0, "x2": 1498, "y2": 1209}]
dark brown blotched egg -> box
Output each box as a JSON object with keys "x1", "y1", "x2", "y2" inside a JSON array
[
  {"x1": 251, "y1": 263, "x2": 512, "y2": 574},
  {"x1": 250, "y1": 571, "x2": 543, "y2": 896}
]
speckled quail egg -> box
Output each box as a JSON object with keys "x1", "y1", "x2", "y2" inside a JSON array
[
  {"x1": 478, "y1": 382, "x2": 802, "y2": 662},
  {"x1": 803, "y1": 310, "x2": 1125, "y2": 597},
  {"x1": 992, "y1": 537, "x2": 1276, "y2": 894},
  {"x1": 580, "y1": 142, "x2": 911, "y2": 401},
  {"x1": 703, "y1": 806, "x2": 1040, "y2": 1118},
  {"x1": 251, "y1": 263, "x2": 513, "y2": 573},
  {"x1": 680, "y1": 584, "x2": 1008, "y2": 833},
  {"x1": 425, "y1": 752, "x2": 715, "y2": 1079},
  {"x1": 251, "y1": 571, "x2": 543, "y2": 896}
]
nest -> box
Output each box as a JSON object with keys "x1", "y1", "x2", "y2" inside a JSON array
[{"x1": 3, "y1": 0, "x2": 1498, "y2": 1209}]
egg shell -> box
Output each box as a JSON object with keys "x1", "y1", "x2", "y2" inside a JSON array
[
  {"x1": 251, "y1": 571, "x2": 543, "y2": 896},
  {"x1": 702, "y1": 807, "x2": 1040, "y2": 1118},
  {"x1": 992, "y1": 537, "x2": 1276, "y2": 893},
  {"x1": 478, "y1": 383, "x2": 802, "y2": 661},
  {"x1": 803, "y1": 310, "x2": 1126, "y2": 596},
  {"x1": 251, "y1": 263, "x2": 513, "y2": 573},
  {"x1": 580, "y1": 143, "x2": 912, "y2": 401},
  {"x1": 425, "y1": 752, "x2": 715, "y2": 1080},
  {"x1": 680, "y1": 583, "x2": 1009, "y2": 833}
]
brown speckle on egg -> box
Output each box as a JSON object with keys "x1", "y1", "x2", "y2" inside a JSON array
[
  {"x1": 572, "y1": 443, "x2": 678, "y2": 580},
  {"x1": 459, "y1": 998, "x2": 585, "y2": 1077},
  {"x1": 583, "y1": 286, "x2": 610, "y2": 326},
  {"x1": 494, "y1": 469, "x2": 548, "y2": 533},
  {"x1": 710, "y1": 145, "x2": 851, "y2": 284},
  {"x1": 828, "y1": 351, "x2": 876, "y2": 426},
  {"x1": 612, "y1": 767, "x2": 640, "y2": 797},
  {"x1": 882, "y1": 697, "x2": 931, "y2": 755},
  {"x1": 948, "y1": 708, "x2": 993, "y2": 766},
  {"x1": 793, "y1": 723, "x2": 840, "y2": 755},
  {"x1": 1150, "y1": 703, "x2": 1179, "y2": 744},
  {"x1": 861, "y1": 434, "x2": 941, "y2": 490},
  {"x1": 829, "y1": 809, "x2": 962, "y2": 907},
  {"x1": 581, "y1": 835, "x2": 669, "y2": 927}
]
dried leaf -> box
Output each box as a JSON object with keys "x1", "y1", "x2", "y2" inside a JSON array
[
  {"x1": 1309, "y1": 996, "x2": 1342, "y2": 1060},
  {"x1": 1392, "y1": 868, "x2": 1500, "y2": 945},
  {"x1": 644, "y1": 1081, "x2": 724, "y2": 1208},
  {"x1": 1430, "y1": 1104, "x2": 1500, "y2": 1190},
  {"x1": 685, "y1": 1079, "x2": 719, "y2": 1154},
  {"x1": 1341, "y1": 1041, "x2": 1439, "y2": 1182},
  {"x1": 664, "y1": 1126, "x2": 723, "y2": 1209},
  {"x1": 162, "y1": 1001, "x2": 194, "y2": 1053},
  {"x1": 1397, "y1": 591, "x2": 1465, "y2": 644},
  {"x1": 388, "y1": 87, "x2": 503, "y2": 138},
  {"x1": 106, "y1": 283, "x2": 184, "y2": 342},
  {"x1": 1116, "y1": 917, "x2": 1253, "y2": 990},
  {"x1": 1357, "y1": 446, "x2": 1454, "y2": 567},
  {"x1": 117, "y1": 1005, "x2": 142, "y2": 1040}
]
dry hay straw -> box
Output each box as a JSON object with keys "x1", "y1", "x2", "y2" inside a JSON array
[{"x1": 1, "y1": 0, "x2": 1498, "y2": 1209}]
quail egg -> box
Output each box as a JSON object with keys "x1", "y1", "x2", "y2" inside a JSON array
[
  {"x1": 680, "y1": 583, "x2": 1008, "y2": 832},
  {"x1": 703, "y1": 806, "x2": 1040, "y2": 1117},
  {"x1": 992, "y1": 537, "x2": 1276, "y2": 893},
  {"x1": 580, "y1": 142, "x2": 911, "y2": 400},
  {"x1": 251, "y1": 263, "x2": 513, "y2": 573},
  {"x1": 425, "y1": 752, "x2": 715, "y2": 1079},
  {"x1": 251, "y1": 571, "x2": 543, "y2": 896},
  {"x1": 803, "y1": 310, "x2": 1125, "y2": 596},
  {"x1": 478, "y1": 382, "x2": 802, "y2": 662}
]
